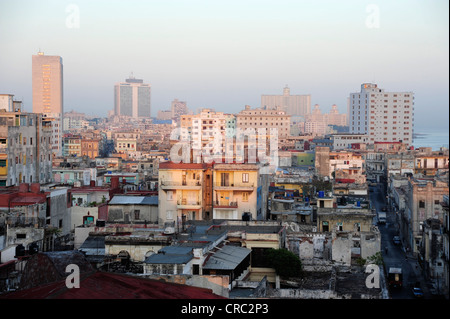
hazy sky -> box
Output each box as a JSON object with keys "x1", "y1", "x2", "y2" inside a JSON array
[{"x1": 0, "y1": 0, "x2": 448, "y2": 130}]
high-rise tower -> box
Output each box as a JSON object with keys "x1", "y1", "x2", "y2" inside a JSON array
[{"x1": 114, "y1": 75, "x2": 151, "y2": 118}]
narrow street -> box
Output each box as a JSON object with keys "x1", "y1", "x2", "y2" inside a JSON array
[{"x1": 369, "y1": 183, "x2": 431, "y2": 299}]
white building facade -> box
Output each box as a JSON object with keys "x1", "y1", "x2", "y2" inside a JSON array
[{"x1": 349, "y1": 83, "x2": 414, "y2": 146}]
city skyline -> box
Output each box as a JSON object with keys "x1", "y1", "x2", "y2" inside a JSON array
[{"x1": 0, "y1": 0, "x2": 448, "y2": 130}]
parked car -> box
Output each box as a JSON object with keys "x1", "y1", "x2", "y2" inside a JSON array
[
  {"x1": 393, "y1": 236, "x2": 401, "y2": 245},
  {"x1": 412, "y1": 284, "x2": 424, "y2": 298}
]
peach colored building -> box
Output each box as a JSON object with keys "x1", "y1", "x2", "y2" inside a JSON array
[{"x1": 32, "y1": 52, "x2": 63, "y2": 115}]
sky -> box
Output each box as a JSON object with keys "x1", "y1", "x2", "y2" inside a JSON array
[{"x1": 0, "y1": 0, "x2": 448, "y2": 130}]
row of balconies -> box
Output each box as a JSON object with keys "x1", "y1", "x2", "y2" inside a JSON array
[{"x1": 175, "y1": 199, "x2": 240, "y2": 209}]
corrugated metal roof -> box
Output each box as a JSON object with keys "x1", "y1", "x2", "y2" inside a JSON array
[
  {"x1": 144, "y1": 246, "x2": 193, "y2": 264},
  {"x1": 203, "y1": 245, "x2": 251, "y2": 270},
  {"x1": 108, "y1": 195, "x2": 158, "y2": 205}
]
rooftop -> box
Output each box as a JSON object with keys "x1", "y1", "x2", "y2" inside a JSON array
[
  {"x1": 0, "y1": 271, "x2": 225, "y2": 299},
  {"x1": 108, "y1": 195, "x2": 158, "y2": 205}
]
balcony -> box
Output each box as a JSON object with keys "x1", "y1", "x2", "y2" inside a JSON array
[
  {"x1": 160, "y1": 180, "x2": 202, "y2": 190},
  {"x1": 214, "y1": 201, "x2": 238, "y2": 209},
  {"x1": 177, "y1": 199, "x2": 201, "y2": 209},
  {"x1": 214, "y1": 182, "x2": 254, "y2": 192}
]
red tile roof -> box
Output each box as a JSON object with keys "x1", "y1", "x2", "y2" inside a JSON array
[{"x1": 0, "y1": 271, "x2": 226, "y2": 299}]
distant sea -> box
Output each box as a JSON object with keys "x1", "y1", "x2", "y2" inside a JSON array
[{"x1": 413, "y1": 127, "x2": 449, "y2": 151}]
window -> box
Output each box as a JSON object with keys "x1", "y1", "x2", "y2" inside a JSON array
[
  {"x1": 419, "y1": 200, "x2": 425, "y2": 208},
  {"x1": 134, "y1": 210, "x2": 140, "y2": 220},
  {"x1": 167, "y1": 210, "x2": 174, "y2": 220},
  {"x1": 242, "y1": 173, "x2": 249, "y2": 183},
  {"x1": 221, "y1": 173, "x2": 229, "y2": 186},
  {"x1": 167, "y1": 191, "x2": 174, "y2": 201},
  {"x1": 242, "y1": 192, "x2": 248, "y2": 202}
]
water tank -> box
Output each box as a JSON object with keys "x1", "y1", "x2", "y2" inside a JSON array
[
  {"x1": 242, "y1": 212, "x2": 251, "y2": 221},
  {"x1": 318, "y1": 191, "x2": 325, "y2": 198},
  {"x1": 356, "y1": 201, "x2": 361, "y2": 207},
  {"x1": 15, "y1": 244, "x2": 25, "y2": 257},
  {"x1": 96, "y1": 219, "x2": 106, "y2": 227},
  {"x1": 29, "y1": 242, "x2": 39, "y2": 255}
]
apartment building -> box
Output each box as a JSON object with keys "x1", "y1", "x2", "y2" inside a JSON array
[
  {"x1": 414, "y1": 147, "x2": 449, "y2": 176},
  {"x1": 180, "y1": 109, "x2": 235, "y2": 163},
  {"x1": 402, "y1": 173, "x2": 449, "y2": 255},
  {"x1": 349, "y1": 83, "x2": 414, "y2": 145},
  {"x1": 158, "y1": 162, "x2": 267, "y2": 229},
  {"x1": 331, "y1": 133, "x2": 369, "y2": 151},
  {"x1": 63, "y1": 135, "x2": 82, "y2": 157},
  {"x1": 236, "y1": 105, "x2": 291, "y2": 138},
  {"x1": 212, "y1": 163, "x2": 260, "y2": 220},
  {"x1": 1, "y1": 112, "x2": 52, "y2": 186},
  {"x1": 113, "y1": 132, "x2": 140, "y2": 154},
  {"x1": 315, "y1": 147, "x2": 366, "y2": 184},
  {"x1": 158, "y1": 162, "x2": 213, "y2": 229},
  {"x1": 81, "y1": 138, "x2": 101, "y2": 159},
  {"x1": 171, "y1": 98, "x2": 188, "y2": 121}
]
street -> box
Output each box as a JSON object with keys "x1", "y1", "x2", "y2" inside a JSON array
[{"x1": 369, "y1": 183, "x2": 430, "y2": 299}]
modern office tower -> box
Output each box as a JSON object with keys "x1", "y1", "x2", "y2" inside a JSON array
[
  {"x1": 261, "y1": 86, "x2": 311, "y2": 118},
  {"x1": 32, "y1": 51, "x2": 64, "y2": 156},
  {"x1": 32, "y1": 52, "x2": 64, "y2": 114},
  {"x1": 114, "y1": 75, "x2": 151, "y2": 118},
  {"x1": 349, "y1": 83, "x2": 414, "y2": 145}
]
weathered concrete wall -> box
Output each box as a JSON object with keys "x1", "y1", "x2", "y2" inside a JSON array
[
  {"x1": 106, "y1": 243, "x2": 164, "y2": 262},
  {"x1": 331, "y1": 234, "x2": 352, "y2": 265},
  {"x1": 361, "y1": 232, "x2": 381, "y2": 259}
]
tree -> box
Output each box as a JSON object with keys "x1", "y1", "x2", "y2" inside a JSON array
[
  {"x1": 265, "y1": 248, "x2": 303, "y2": 278},
  {"x1": 367, "y1": 251, "x2": 384, "y2": 266}
]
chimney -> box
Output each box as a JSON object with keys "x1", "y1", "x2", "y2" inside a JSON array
[
  {"x1": 111, "y1": 176, "x2": 119, "y2": 189},
  {"x1": 30, "y1": 183, "x2": 41, "y2": 194},
  {"x1": 19, "y1": 183, "x2": 29, "y2": 193}
]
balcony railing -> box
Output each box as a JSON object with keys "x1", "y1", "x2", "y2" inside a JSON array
[
  {"x1": 214, "y1": 201, "x2": 238, "y2": 208},
  {"x1": 177, "y1": 199, "x2": 201, "y2": 206},
  {"x1": 214, "y1": 182, "x2": 254, "y2": 188},
  {"x1": 161, "y1": 180, "x2": 202, "y2": 187}
]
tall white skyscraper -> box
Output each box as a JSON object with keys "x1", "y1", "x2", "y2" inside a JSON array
[
  {"x1": 349, "y1": 83, "x2": 414, "y2": 145},
  {"x1": 114, "y1": 75, "x2": 151, "y2": 118}
]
